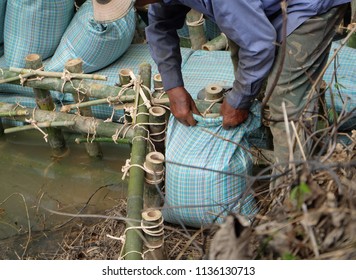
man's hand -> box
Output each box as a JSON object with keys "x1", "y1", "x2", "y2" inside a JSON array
[
  {"x1": 167, "y1": 86, "x2": 201, "y2": 126},
  {"x1": 220, "y1": 98, "x2": 249, "y2": 129}
]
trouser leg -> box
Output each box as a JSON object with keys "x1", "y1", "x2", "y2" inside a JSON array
[{"x1": 266, "y1": 5, "x2": 347, "y2": 168}]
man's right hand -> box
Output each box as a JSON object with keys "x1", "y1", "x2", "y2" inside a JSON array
[{"x1": 166, "y1": 86, "x2": 201, "y2": 126}]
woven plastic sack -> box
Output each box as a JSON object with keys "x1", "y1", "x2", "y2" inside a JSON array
[
  {"x1": 45, "y1": 0, "x2": 136, "y2": 73},
  {"x1": 323, "y1": 41, "x2": 356, "y2": 130},
  {"x1": 0, "y1": 0, "x2": 6, "y2": 56},
  {"x1": 163, "y1": 102, "x2": 261, "y2": 228},
  {"x1": 4, "y1": 0, "x2": 74, "y2": 67}
]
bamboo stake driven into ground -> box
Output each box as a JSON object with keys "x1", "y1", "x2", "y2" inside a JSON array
[
  {"x1": 65, "y1": 58, "x2": 103, "y2": 158},
  {"x1": 123, "y1": 63, "x2": 151, "y2": 260},
  {"x1": 25, "y1": 54, "x2": 67, "y2": 156}
]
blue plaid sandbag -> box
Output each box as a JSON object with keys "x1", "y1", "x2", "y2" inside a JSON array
[
  {"x1": 323, "y1": 41, "x2": 356, "y2": 130},
  {"x1": 45, "y1": 0, "x2": 136, "y2": 73},
  {"x1": 163, "y1": 102, "x2": 261, "y2": 228},
  {"x1": 0, "y1": 0, "x2": 6, "y2": 56},
  {"x1": 4, "y1": 0, "x2": 74, "y2": 67}
]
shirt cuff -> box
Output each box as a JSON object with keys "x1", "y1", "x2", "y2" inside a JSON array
[
  {"x1": 160, "y1": 67, "x2": 184, "y2": 91},
  {"x1": 226, "y1": 89, "x2": 256, "y2": 110}
]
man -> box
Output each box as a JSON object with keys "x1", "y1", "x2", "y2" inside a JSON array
[{"x1": 93, "y1": 0, "x2": 350, "y2": 165}]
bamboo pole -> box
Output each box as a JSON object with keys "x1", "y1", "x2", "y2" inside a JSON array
[
  {"x1": 0, "y1": 102, "x2": 135, "y2": 140},
  {"x1": 141, "y1": 209, "x2": 165, "y2": 260},
  {"x1": 9, "y1": 67, "x2": 107, "y2": 81},
  {"x1": 143, "y1": 151, "x2": 165, "y2": 210},
  {"x1": 25, "y1": 54, "x2": 67, "y2": 156},
  {"x1": 4, "y1": 121, "x2": 75, "y2": 134},
  {"x1": 0, "y1": 109, "x2": 29, "y2": 117},
  {"x1": 0, "y1": 69, "x2": 136, "y2": 99},
  {"x1": 118, "y1": 68, "x2": 133, "y2": 86},
  {"x1": 149, "y1": 106, "x2": 166, "y2": 154},
  {"x1": 0, "y1": 68, "x2": 222, "y2": 113},
  {"x1": 186, "y1": 9, "x2": 207, "y2": 50},
  {"x1": 74, "y1": 137, "x2": 131, "y2": 145},
  {"x1": 65, "y1": 58, "x2": 103, "y2": 158},
  {"x1": 152, "y1": 74, "x2": 164, "y2": 97},
  {"x1": 202, "y1": 33, "x2": 228, "y2": 51},
  {"x1": 123, "y1": 64, "x2": 151, "y2": 260}
]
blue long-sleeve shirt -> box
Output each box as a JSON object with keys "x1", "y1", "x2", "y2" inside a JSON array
[{"x1": 145, "y1": 0, "x2": 350, "y2": 109}]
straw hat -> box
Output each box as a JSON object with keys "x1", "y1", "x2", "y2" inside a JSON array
[{"x1": 92, "y1": 0, "x2": 134, "y2": 23}]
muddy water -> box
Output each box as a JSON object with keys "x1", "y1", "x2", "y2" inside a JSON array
[{"x1": 0, "y1": 129, "x2": 130, "y2": 258}]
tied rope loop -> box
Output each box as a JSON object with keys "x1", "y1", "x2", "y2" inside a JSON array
[
  {"x1": 186, "y1": 13, "x2": 205, "y2": 27},
  {"x1": 25, "y1": 108, "x2": 49, "y2": 142},
  {"x1": 108, "y1": 219, "x2": 164, "y2": 259},
  {"x1": 60, "y1": 69, "x2": 73, "y2": 93},
  {"x1": 121, "y1": 156, "x2": 165, "y2": 182}
]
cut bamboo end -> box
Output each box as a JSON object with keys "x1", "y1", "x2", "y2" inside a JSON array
[
  {"x1": 142, "y1": 209, "x2": 162, "y2": 222},
  {"x1": 205, "y1": 84, "x2": 224, "y2": 101},
  {"x1": 145, "y1": 152, "x2": 165, "y2": 185},
  {"x1": 119, "y1": 68, "x2": 132, "y2": 86},
  {"x1": 145, "y1": 151, "x2": 164, "y2": 171},
  {"x1": 25, "y1": 54, "x2": 43, "y2": 70},
  {"x1": 149, "y1": 106, "x2": 166, "y2": 118},
  {"x1": 202, "y1": 33, "x2": 228, "y2": 51},
  {"x1": 65, "y1": 58, "x2": 83, "y2": 69},
  {"x1": 153, "y1": 73, "x2": 163, "y2": 92}
]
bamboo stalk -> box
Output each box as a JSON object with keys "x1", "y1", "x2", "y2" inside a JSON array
[
  {"x1": 0, "y1": 72, "x2": 37, "y2": 84},
  {"x1": 143, "y1": 151, "x2": 165, "y2": 210},
  {"x1": 60, "y1": 95, "x2": 135, "y2": 113},
  {"x1": 141, "y1": 209, "x2": 166, "y2": 260},
  {"x1": 202, "y1": 33, "x2": 228, "y2": 51},
  {"x1": 186, "y1": 9, "x2": 207, "y2": 50},
  {"x1": 74, "y1": 137, "x2": 131, "y2": 145},
  {"x1": 9, "y1": 67, "x2": 107, "y2": 81},
  {"x1": 149, "y1": 106, "x2": 166, "y2": 154},
  {"x1": 0, "y1": 69, "x2": 224, "y2": 114},
  {"x1": 4, "y1": 121, "x2": 75, "y2": 134},
  {"x1": 124, "y1": 64, "x2": 151, "y2": 260},
  {"x1": 0, "y1": 69, "x2": 136, "y2": 99},
  {"x1": 118, "y1": 68, "x2": 133, "y2": 86},
  {"x1": 25, "y1": 54, "x2": 67, "y2": 156},
  {"x1": 65, "y1": 58, "x2": 103, "y2": 158},
  {"x1": 0, "y1": 109, "x2": 29, "y2": 117},
  {"x1": 0, "y1": 102, "x2": 135, "y2": 140}
]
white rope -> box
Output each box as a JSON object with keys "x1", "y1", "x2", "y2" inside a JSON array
[{"x1": 186, "y1": 13, "x2": 205, "y2": 27}]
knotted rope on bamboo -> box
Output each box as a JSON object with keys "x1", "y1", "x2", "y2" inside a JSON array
[
  {"x1": 186, "y1": 12, "x2": 205, "y2": 27},
  {"x1": 121, "y1": 155, "x2": 165, "y2": 185},
  {"x1": 106, "y1": 210, "x2": 164, "y2": 260}
]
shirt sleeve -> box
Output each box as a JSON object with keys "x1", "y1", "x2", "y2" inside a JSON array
[
  {"x1": 146, "y1": 1, "x2": 277, "y2": 110},
  {"x1": 212, "y1": 0, "x2": 277, "y2": 109},
  {"x1": 146, "y1": 3, "x2": 190, "y2": 91}
]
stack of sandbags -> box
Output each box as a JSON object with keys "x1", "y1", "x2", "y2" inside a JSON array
[
  {"x1": 45, "y1": 0, "x2": 136, "y2": 73},
  {"x1": 4, "y1": 0, "x2": 75, "y2": 68}
]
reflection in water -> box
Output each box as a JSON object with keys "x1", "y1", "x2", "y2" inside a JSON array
[{"x1": 0, "y1": 129, "x2": 130, "y2": 258}]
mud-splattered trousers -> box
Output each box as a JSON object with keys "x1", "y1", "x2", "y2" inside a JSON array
[{"x1": 229, "y1": 4, "x2": 348, "y2": 168}]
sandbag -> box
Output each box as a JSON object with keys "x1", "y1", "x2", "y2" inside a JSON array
[
  {"x1": 4, "y1": 0, "x2": 74, "y2": 67},
  {"x1": 163, "y1": 102, "x2": 261, "y2": 228},
  {"x1": 45, "y1": 0, "x2": 136, "y2": 73},
  {"x1": 323, "y1": 41, "x2": 356, "y2": 130},
  {"x1": 0, "y1": 0, "x2": 6, "y2": 56}
]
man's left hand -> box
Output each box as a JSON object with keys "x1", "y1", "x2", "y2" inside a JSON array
[{"x1": 220, "y1": 99, "x2": 249, "y2": 129}]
